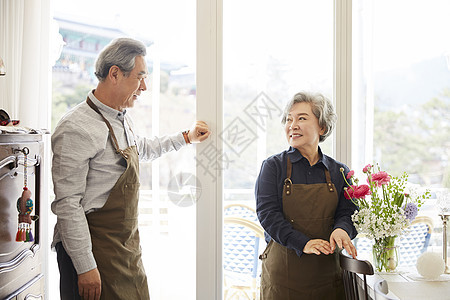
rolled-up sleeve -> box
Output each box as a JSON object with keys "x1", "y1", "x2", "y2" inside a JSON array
[
  {"x1": 255, "y1": 159, "x2": 310, "y2": 256},
  {"x1": 137, "y1": 133, "x2": 186, "y2": 161}
]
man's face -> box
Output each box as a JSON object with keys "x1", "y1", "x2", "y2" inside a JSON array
[{"x1": 117, "y1": 55, "x2": 148, "y2": 110}]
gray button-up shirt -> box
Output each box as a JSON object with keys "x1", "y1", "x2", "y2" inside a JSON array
[{"x1": 51, "y1": 90, "x2": 186, "y2": 274}]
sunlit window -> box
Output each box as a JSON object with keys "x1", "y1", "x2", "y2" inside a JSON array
[
  {"x1": 352, "y1": 0, "x2": 450, "y2": 253},
  {"x1": 48, "y1": 0, "x2": 450, "y2": 298},
  {"x1": 223, "y1": 0, "x2": 333, "y2": 297},
  {"x1": 51, "y1": 1, "x2": 196, "y2": 299}
]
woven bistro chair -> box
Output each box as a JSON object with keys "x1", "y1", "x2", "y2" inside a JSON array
[{"x1": 223, "y1": 217, "x2": 264, "y2": 300}]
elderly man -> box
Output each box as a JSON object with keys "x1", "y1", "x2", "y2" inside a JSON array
[{"x1": 51, "y1": 37, "x2": 210, "y2": 300}]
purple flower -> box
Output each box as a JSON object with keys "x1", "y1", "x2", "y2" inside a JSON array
[{"x1": 403, "y1": 203, "x2": 418, "y2": 221}]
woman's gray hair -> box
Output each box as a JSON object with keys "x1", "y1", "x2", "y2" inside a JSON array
[
  {"x1": 94, "y1": 37, "x2": 147, "y2": 81},
  {"x1": 281, "y1": 91, "x2": 337, "y2": 142}
]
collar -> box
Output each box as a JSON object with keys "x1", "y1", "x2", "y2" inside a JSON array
[
  {"x1": 287, "y1": 146, "x2": 331, "y2": 170},
  {"x1": 88, "y1": 90, "x2": 127, "y2": 121}
]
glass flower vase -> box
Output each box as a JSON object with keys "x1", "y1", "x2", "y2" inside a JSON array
[{"x1": 372, "y1": 236, "x2": 399, "y2": 272}]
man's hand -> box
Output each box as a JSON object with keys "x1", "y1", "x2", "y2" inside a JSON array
[
  {"x1": 330, "y1": 228, "x2": 357, "y2": 258},
  {"x1": 78, "y1": 268, "x2": 101, "y2": 300},
  {"x1": 188, "y1": 121, "x2": 211, "y2": 143},
  {"x1": 303, "y1": 239, "x2": 333, "y2": 255}
]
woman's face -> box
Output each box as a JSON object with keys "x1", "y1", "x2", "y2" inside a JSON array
[{"x1": 284, "y1": 102, "x2": 325, "y2": 153}]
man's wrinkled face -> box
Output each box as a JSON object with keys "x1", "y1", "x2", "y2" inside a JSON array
[{"x1": 117, "y1": 55, "x2": 148, "y2": 110}]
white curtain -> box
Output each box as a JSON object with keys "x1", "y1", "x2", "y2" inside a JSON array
[{"x1": 0, "y1": 0, "x2": 51, "y2": 130}]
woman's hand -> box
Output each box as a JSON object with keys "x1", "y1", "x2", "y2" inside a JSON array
[
  {"x1": 188, "y1": 121, "x2": 211, "y2": 143},
  {"x1": 330, "y1": 228, "x2": 357, "y2": 258},
  {"x1": 303, "y1": 239, "x2": 333, "y2": 255}
]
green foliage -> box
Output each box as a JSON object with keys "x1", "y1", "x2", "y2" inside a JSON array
[
  {"x1": 386, "y1": 173, "x2": 408, "y2": 207},
  {"x1": 51, "y1": 80, "x2": 92, "y2": 131},
  {"x1": 374, "y1": 90, "x2": 450, "y2": 187}
]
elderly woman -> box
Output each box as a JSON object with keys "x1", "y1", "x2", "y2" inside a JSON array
[{"x1": 255, "y1": 91, "x2": 358, "y2": 299}]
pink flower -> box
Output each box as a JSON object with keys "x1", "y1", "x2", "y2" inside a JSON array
[
  {"x1": 344, "y1": 185, "x2": 371, "y2": 199},
  {"x1": 344, "y1": 187, "x2": 355, "y2": 199},
  {"x1": 363, "y1": 164, "x2": 372, "y2": 173},
  {"x1": 369, "y1": 171, "x2": 391, "y2": 186},
  {"x1": 353, "y1": 184, "x2": 371, "y2": 198},
  {"x1": 346, "y1": 170, "x2": 355, "y2": 179}
]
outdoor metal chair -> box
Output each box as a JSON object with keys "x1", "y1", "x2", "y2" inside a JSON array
[
  {"x1": 339, "y1": 250, "x2": 374, "y2": 300},
  {"x1": 223, "y1": 216, "x2": 264, "y2": 300}
]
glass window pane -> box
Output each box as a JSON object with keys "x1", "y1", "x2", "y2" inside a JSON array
[
  {"x1": 51, "y1": 1, "x2": 196, "y2": 299},
  {"x1": 223, "y1": 0, "x2": 333, "y2": 297},
  {"x1": 352, "y1": 0, "x2": 450, "y2": 259}
]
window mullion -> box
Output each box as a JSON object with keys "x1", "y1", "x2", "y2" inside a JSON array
[
  {"x1": 334, "y1": 0, "x2": 352, "y2": 166},
  {"x1": 196, "y1": 0, "x2": 223, "y2": 299}
]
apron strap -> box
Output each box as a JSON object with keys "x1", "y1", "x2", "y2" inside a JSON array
[
  {"x1": 324, "y1": 168, "x2": 334, "y2": 192},
  {"x1": 284, "y1": 156, "x2": 335, "y2": 193},
  {"x1": 86, "y1": 97, "x2": 128, "y2": 159},
  {"x1": 286, "y1": 156, "x2": 292, "y2": 179},
  {"x1": 284, "y1": 157, "x2": 293, "y2": 195}
]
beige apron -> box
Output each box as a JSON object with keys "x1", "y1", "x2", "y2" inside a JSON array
[
  {"x1": 260, "y1": 157, "x2": 344, "y2": 300},
  {"x1": 85, "y1": 98, "x2": 150, "y2": 300}
]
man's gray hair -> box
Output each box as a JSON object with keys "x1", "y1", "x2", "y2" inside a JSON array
[
  {"x1": 281, "y1": 91, "x2": 337, "y2": 142},
  {"x1": 94, "y1": 37, "x2": 147, "y2": 82}
]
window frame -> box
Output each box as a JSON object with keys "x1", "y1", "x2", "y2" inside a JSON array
[
  {"x1": 196, "y1": 0, "x2": 224, "y2": 299},
  {"x1": 195, "y1": 0, "x2": 352, "y2": 298}
]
